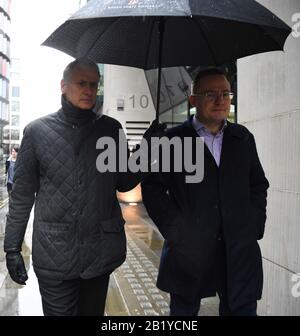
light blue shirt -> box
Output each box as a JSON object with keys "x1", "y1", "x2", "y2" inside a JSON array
[{"x1": 192, "y1": 116, "x2": 227, "y2": 167}]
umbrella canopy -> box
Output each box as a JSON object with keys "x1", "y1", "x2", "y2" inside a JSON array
[
  {"x1": 43, "y1": 0, "x2": 291, "y2": 69},
  {"x1": 42, "y1": 0, "x2": 291, "y2": 119}
]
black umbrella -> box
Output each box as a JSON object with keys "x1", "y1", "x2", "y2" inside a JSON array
[{"x1": 42, "y1": 0, "x2": 291, "y2": 120}]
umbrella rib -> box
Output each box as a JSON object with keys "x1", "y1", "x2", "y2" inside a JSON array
[
  {"x1": 192, "y1": 17, "x2": 218, "y2": 66},
  {"x1": 255, "y1": 24, "x2": 286, "y2": 52},
  {"x1": 161, "y1": 69, "x2": 173, "y2": 114},
  {"x1": 178, "y1": 67, "x2": 190, "y2": 98},
  {"x1": 143, "y1": 70, "x2": 156, "y2": 114}
]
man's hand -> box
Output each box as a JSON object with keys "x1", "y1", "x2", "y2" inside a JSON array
[
  {"x1": 130, "y1": 120, "x2": 167, "y2": 176},
  {"x1": 143, "y1": 119, "x2": 167, "y2": 143},
  {"x1": 139, "y1": 120, "x2": 167, "y2": 169},
  {"x1": 6, "y1": 252, "x2": 28, "y2": 285}
]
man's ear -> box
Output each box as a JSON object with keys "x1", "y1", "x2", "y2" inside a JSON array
[{"x1": 61, "y1": 79, "x2": 66, "y2": 94}]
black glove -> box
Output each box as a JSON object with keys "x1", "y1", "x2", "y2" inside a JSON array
[
  {"x1": 142, "y1": 119, "x2": 167, "y2": 143},
  {"x1": 6, "y1": 252, "x2": 28, "y2": 285},
  {"x1": 133, "y1": 120, "x2": 166, "y2": 172}
]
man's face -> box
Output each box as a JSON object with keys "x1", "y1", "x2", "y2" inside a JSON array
[
  {"x1": 61, "y1": 65, "x2": 99, "y2": 110},
  {"x1": 190, "y1": 74, "x2": 231, "y2": 124},
  {"x1": 11, "y1": 149, "x2": 17, "y2": 159}
]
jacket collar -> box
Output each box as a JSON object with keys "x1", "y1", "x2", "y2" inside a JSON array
[
  {"x1": 192, "y1": 115, "x2": 228, "y2": 135},
  {"x1": 58, "y1": 95, "x2": 97, "y2": 126},
  {"x1": 182, "y1": 115, "x2": 248, "y2": 140}
]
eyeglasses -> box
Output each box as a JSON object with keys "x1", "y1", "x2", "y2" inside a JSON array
[{"x1": 192, "y1": 91, "x2": 234, "y2": 101}]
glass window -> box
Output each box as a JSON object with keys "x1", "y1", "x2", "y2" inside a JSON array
[
  {"x1": 11, "y1": 114, "x2": 19, "y2": 127},
  {"x1": 2, "y1": 143, "x2": 9, "y2": 156},
  {"x1": 160, "y1": 101, "x2": 189, "y2": 127},
  {"x1": 1, "y1": 101, "x2": 8, "y2": 121},
  {"x1": 12, "y1": 86, "x2": 20, "y2": 97},
  {"x1": 2, "y1": 78, "x2": 7, "y2": 98},
  {"x1": 11, "y1": 100, "x2": 20, "y2": 112},
  {"x1": 11, "y1": 130, "x2": 20, "y2": 140},
  {"x1": 10, "y1": 143, "x2": 19, "y2": 150},
  {"x1": 3, "y1": 128, "x2": 9, "y2": 140}
]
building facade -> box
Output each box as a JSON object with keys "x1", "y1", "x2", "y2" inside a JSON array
[
  {"x1": 0, "y1": 0, "x2": 11, "y2": 160},
  {"x1": 238, "y1": 0, "x2": 300, "y2": 315},
  {"x1": 3, "y1": 57, "x2": 21, "y2": 152}
]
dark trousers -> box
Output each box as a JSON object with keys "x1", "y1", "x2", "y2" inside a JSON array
[
  {"x1": 170, "y1": 239, "x2": 257, "y2": 316},
  {"x1": 37, "y1": 274, "x2": 110, "y2": 316},
  {"x1": 170, "y1": 292, "x2": 257, "y2": 316}
]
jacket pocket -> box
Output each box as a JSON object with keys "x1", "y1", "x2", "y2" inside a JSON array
[
  {"x1": 32, "y1": 221, "x2": 71, "y2": 271},
  {"x1": 162, "y1": 211, "x2": 184, "y2": 245},
  {"x1": 250, "y1": 205, "x2": 266, "y2": 240},
  {"x1": 96, "y1": 216, "x2": 126, "y2": 268}
]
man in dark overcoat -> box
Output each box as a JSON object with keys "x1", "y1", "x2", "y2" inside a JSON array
[{"x1": 141, "y1": 68, "x2": 269, "y2": 316}]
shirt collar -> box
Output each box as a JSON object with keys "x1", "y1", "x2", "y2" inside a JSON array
[{"x1": 192, "y1": 115, "x2": 227, "y2": 135}]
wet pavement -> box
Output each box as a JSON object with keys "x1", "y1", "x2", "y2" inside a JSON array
[
  {"x1": 110, "y1": 203, "x2": 219, "y2": 316},
  {"x1": 0, "y1": 181, "x2": 219, "y2": 316}
]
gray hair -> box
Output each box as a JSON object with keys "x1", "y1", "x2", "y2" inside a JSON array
[{"x1": 63, "y1": 57, "x2": 100, "y2": 82}]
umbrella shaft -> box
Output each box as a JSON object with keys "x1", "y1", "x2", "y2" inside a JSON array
[{"x1": 156, "y1": 18, "x2": 165, "y2": 121}]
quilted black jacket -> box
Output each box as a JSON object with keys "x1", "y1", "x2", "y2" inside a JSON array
[{"x1": 4, "y1": 98, "x2": 139, "y2": 280}]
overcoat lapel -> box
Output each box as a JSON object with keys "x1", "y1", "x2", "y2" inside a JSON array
[{"x1": 219, "y1": 121, "x2": 248, "y2": 179}]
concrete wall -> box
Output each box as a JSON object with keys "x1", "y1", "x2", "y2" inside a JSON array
[
  {"x1": 238, "y1": 0, "x2": 300, "y2": 315},
  {"x1": 103, "y1": 65, "x2": 156, "y2": 130}
]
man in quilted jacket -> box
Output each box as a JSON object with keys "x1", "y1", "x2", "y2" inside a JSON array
[{"x1": 4, "y1": 58, "x2": 150, "y2": 316}]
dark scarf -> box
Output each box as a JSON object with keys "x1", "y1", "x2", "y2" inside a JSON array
[{"x1": 61, "y1": 94, "x2": 96, "y2": 125}]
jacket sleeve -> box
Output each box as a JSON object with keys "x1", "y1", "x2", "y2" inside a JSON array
[
  {"x1": 117, "y1": 172, "x2": 142, "y2": 192},
  {"x1": 116, "y1": 126, "x2": 141, "y2": 192},
  {"x1": 4, "y1": 124, "x2": 40, "y2": 252},
  {"x1": 249, "y1": 133, "x2": 269, "y2": 240},
  {"x1": 141, "y1": 172, "x2": 182, "y2": 243}
]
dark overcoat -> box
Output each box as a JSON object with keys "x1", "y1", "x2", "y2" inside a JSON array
[
  {"x1": 4, "y1": 106, "x2": 139, "y2": 280},
  {"x1": 141, "y1": 116, "x2": 269, "y2": 310}
]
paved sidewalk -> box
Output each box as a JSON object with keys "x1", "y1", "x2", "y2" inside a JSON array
[
  {"x1": 107, "y1": 227, "x2": 170, "y2": 316},
  {"x1": 106, "y1": 203, "x2": 219, "y2": 316}
]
